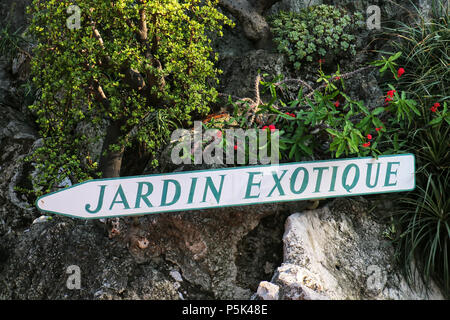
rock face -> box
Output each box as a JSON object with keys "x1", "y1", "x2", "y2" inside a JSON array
[
  {"x1": 0, "y1": 219, "x2": 181, "y2": 300},
  {"x1": 0, "y1": 0, "x2": 31, "y2": 31},
  {"x1": 268, "y1": 0, "x2": 323, "y2": 14},
  {"x1": 0, "y1": 201, "x2": 307, "y2": 299},
  {"x1": 0, "y1": 59, "x2": 39, "y2": 261},
  {"x1": 255, "y1": 199, "x2": 445, "y2": 300},
  {"x1": 218, "y1": 49, "x2": 288, "y2": 101}
]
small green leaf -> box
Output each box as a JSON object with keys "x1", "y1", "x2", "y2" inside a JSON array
[
  {"x1": 429, "y1": 117, "x2": 443, "y2": 126},
  {"x1": 372, "y1": 107, "x2": 385, "y2": 116},
  {"x1": 336, "y1": 142, "x2": 345, "y2": 158},
  {"x1": 390, "y1": 52, "x2": 402, "y2": 61}
]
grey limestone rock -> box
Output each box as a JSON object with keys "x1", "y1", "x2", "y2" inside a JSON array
[{"x1": 255, "y1": 199, "x2": 445, "y2": 300}]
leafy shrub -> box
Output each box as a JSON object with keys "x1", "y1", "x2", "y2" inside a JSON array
[
  {"x1": 269, "y1": 5, "x2": 364, "y2": 70},
  {"x1": 25, "y1": 0, "x2": 232, "y2": 194}
]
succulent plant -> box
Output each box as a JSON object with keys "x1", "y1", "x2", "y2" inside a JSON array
[{"x1": 269, "y1": 5, "x2": 364, "y2": 70}]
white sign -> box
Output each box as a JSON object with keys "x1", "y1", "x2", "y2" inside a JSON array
[{"x1": 36, "y1": 154, "x2": 415, "y2": 219}]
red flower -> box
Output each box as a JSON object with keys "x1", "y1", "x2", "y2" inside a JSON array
[
  {"x1": 335, "y1": 76, "x2": 341, "y2": 81},
  {"x1": 387, "y1": 90, "x2": 396, "y2": 98},
  {"x1": 363, "y1": 142, "x2": 371, "y2": 148},
  {"x1": 285, "y1": 112, "x2": 296, "y2": 118},
  {"x1": 334, "y1": 101, "x2": 340, "y2": 107},
  {"x1": 318, "y1": 59, "x2": 325, "y2": 64},
  {"x1": 397, "y1": 68, "x2": 405, "y2": 78},
  {"x1": 367, "y1": 134, "x2": 373, "y2": 140},
  {"x1": 234, "y1": 145, "x2": 238, "y2": 151},
  {"x1": 385, "y1": 90, "x2": 396, "y2": 105},
  {"x1": 268, "y1": 124, "x2": 276, "y2": 132},
  {"x1": 262, "y1": 126, "x2": 268, "y2": 130},
  {"x1": 430, "y1": 102, "x2": 441, "y2": 112},
  {"x1": 216, "y1": 131, "x2": 222, "y2": 139},
  {"x1": 375, "y1": 127, "x2": 383, "y2": 132}
]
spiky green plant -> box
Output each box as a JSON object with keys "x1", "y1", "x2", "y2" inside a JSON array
[
  {"x1": 0, "y1": 25, "x2": 29, "y2": 60},
  {"x1": 392, "y1": 91, "x2": 450, "y2": 298},
  {"x1": 386, "y1": 0, "x2": 449, "y2": 103},
  {"x1": 394, "y1": 168, "x2": 449, "y2": 297}
]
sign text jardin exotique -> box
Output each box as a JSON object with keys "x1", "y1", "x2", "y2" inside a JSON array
[{"x1": 36, "y1": 154, "x2": 415, "y2": 219}]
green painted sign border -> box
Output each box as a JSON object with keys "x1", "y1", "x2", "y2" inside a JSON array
[{"x1": 35, "y1": 153, "x2": 416, "y2": 220}]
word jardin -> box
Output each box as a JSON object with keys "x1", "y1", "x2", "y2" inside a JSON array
[{"x1": 36, "y1": 154, "x2": 415, "y2": 219}]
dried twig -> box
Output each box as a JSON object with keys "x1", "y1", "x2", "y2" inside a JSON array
[{"x1": 218, "y1": 74, "x2": 265, "y2": 126}]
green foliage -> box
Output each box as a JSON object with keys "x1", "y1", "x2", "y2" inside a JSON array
[
  {"x1": 277, "y1": 112, "x2": 313, "y2": 161},
  {"x1": 255, "y1": 51, "x2": 438, "y2": 163},
  {"x1": 269, "y1": 5, "x2": 364, "y2": 70},
  {"x1": 259, "y1": 69, "x2": 387, "y2": 161},
  {"x1": 202, "y1": 101, "x2": 276, "y2": 166},
  {"x1": 26, "y1": 0, "x2": 232, "y2": 194},
  {"x1": 385, "y1": 85, "x2": 421, "y2": 125},
  {"x1": 370, "y1": 51, "x2": 403, "y2": 79},
  {"x1": 428, "y1": 101, "x2": 450, "y2": 126}
]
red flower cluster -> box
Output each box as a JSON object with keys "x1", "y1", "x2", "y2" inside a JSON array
[
  {"x1": 285, "y1": 112, "x2": 296, "y2": 118},
  {"x1": 385, "y1": 90, "x2": 396, "y2": 104},
  {"x1": 362, "y1": 133, "x2": 375, "y2": 148},
  {"x1": 262, "y1": 124, "x2": 276, "y2": 132},
  {"x1": 334, "y1": 101, "x2": 340, "y2": 107},
  {"x1": 387, "y1": 90, "x2": 396, "y2": 97},
  {"x1": 397, "y1": 68, "x2": 405, "y2": 78},
  {"x1": 362, "y1": 133, "x2": 373, "y2": 148},
  {"x1": 430, "y1": 102, "x2": 440, "y2": 113}
]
